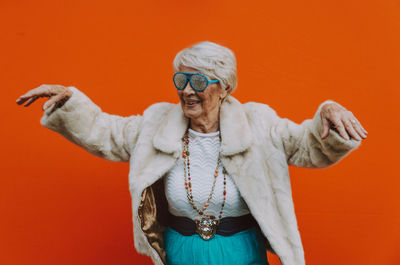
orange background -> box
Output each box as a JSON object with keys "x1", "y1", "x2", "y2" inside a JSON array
[{"x1": 2, "y1": 0, "x2": 399, "y2": 264}]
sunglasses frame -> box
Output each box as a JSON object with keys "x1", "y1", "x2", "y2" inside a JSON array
[{"x1": 173, "y1": 72, "x2": 219, "y2": 92}]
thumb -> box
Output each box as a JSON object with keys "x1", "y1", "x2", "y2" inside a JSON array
[
  {"x1": 321, "y1": 117, "x2": 330, "y2": 139},
  {"x1": 42, "y1": 94, "x2": 63, "y2": 111}
]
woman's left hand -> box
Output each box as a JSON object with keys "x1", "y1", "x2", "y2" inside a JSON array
[{"x1": 320, "y1": 103, "x2": 368, "y2": 141}]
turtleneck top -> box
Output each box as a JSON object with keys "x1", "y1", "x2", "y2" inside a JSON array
[{"x1": 164, "y1": 128, "x2": 250, "y2": 220}]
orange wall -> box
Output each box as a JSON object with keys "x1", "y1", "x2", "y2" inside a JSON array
[{"x1": 2, "y1": 0, "x2": 399, "y2": 264}]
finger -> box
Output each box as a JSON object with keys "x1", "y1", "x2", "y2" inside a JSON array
[
  {"x1": 43, "y1": 93, "x2": 65, "y2": 111},
  {"x1": 321, "y1": 117, "x2": 330, "y2": 139},
  {"x1": 18, "y1": 85, "x2": 53, "y2": 102},
  {"x1": 331, "y1": 119, "x2": 350, "y2": 140},
  {"x1": 343, "y1": 119, "x2": 362, "y2": 141},
  {"x1": 358, "y1": 121, "x2": 368, "y2": 134},
  {"x1": 17, "y1": 94, "x2": 42, "y2": 105},
  {"x1": 17, "y1": 85, "x2": 55, "y2": 106},
  {"x1": 23, "y1": 96, "x2": 39, "y2": 107},
  {"x1": 16, "y1": 96, "x2": 30, "y2": 105},
  {"x1": 350, "y1": 119, "x2": 367, "y2": 139},
  {"x1": 351, "y1": 117, "x2": 368, "y2": 134}
]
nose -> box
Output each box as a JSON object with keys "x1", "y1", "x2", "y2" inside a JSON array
[{"x1": 182, "y1": 81, "x2": 195, "y2": 95}]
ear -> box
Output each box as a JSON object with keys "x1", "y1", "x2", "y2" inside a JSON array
[{"x1": 220, "y1": 85, "x2": 229, "y2": 100}]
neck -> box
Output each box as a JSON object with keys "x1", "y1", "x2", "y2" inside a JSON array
[{"x1": 189, "y1": 109, "x2": 220, "y2": 133}]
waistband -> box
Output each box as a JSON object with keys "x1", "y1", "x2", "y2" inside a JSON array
[{"x1": 167, "y1": 213, "x2": 258, "y2": 239}]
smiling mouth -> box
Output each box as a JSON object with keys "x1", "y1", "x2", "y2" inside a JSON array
[{"x1": 185, "y1": 99, "x2": 201, "y2": 106}]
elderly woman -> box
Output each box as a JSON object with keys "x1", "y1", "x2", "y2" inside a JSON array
[{"x1": 16, "y1": 41, "x2": 367, "y2": 265}]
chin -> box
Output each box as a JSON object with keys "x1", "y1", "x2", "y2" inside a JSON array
[
  {"x1": 183, "y1": 110, "x2": 201, "y2": 120},
  {"x1": 183, "y1": 108, "x2": 201, "y2": 119},
  {"x1": 181, "y1": 103, "x2": 201, "y2": 118}
]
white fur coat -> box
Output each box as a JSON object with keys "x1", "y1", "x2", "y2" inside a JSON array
[{"x1": 41, "y1": 87, "x2": 361, "y2": 265}]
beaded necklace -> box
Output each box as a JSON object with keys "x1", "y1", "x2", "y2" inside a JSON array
[{"x1": 182, "y1": 129, "x2": 227, "y2": 220}]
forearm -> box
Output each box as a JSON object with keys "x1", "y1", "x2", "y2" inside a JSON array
[
  {"x1": 40, "y1": 87, "x2": 141, "y2": 162},
  {"x1": 274, "y1": 100, "x2": 361, "y2": 168}
]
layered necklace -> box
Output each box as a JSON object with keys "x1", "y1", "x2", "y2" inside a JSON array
[{"x1": 182, "y1": 129, "x2": 227, "y2": 221}]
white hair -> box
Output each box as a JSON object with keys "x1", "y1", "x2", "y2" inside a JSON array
[{"x1": 173, "y1": 41, "x2": 238, "y2": 95}]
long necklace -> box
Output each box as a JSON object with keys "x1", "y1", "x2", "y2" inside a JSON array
[{"x1": 182, "y1": 130, "x2": 227, "y2": 220}]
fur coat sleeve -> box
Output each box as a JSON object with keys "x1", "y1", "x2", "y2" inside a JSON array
[
  {"x1": 40, "y1": 86, "x2": 143, "y2": 162},
  {"x1": 268, "y1": 100, "x2": 361, "y2": 168}
]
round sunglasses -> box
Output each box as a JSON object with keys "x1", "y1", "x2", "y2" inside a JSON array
[{"x1": 173, "y1": 72, "x2": 219, "y2": 92}]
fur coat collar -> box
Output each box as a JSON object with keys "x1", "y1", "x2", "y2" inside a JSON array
[{"x1": 153, "y1": 96, "x2": 252, "y2": 157}]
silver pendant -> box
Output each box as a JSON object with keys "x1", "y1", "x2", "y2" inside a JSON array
[{"x1": 195, "y1": 216, "x2": 220, "y2": 240}]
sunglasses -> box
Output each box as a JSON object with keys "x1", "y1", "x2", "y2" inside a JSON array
[{"x1": 173, "y1": 72, "x2": 219, "y2": 92}]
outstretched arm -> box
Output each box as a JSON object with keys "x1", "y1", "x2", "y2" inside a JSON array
[
  {"x1": 16, "y1": 84, "x2": 142, "y2": 162},
  {"x1": 271, "y1": 100, "x2": 367, "y2": 168}
]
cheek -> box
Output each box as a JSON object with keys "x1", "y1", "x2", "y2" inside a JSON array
[
  {"x1": 177, "y1": 91, "x2": 184, "y2": 101},
  {"x1": 199, "y1": 95, "x2": 217, "y2": 111},
  {"x1": 204, "y1": 89, "x2": 221, "y2": 104}
]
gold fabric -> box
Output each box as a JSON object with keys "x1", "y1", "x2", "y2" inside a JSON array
[{"x1": 138, "y1": 179, "x2": 169, "y2": 264}]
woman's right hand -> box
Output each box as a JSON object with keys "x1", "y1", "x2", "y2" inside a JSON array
[{"x1": 16, "y1": 84, "x2": 73, "y2": 111}]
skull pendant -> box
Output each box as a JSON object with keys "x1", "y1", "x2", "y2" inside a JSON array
[{"x1": 195, "y1": 216, "x2": 220, "y2": 240}]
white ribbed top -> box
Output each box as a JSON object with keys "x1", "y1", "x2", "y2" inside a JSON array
[{"x1": 164, "y1": 129, "x2": 250, "y2": 220}]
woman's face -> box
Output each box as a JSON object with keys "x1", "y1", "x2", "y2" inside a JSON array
[{"x1": 177, "y1": 66, "x2": 227, "y2": 121}]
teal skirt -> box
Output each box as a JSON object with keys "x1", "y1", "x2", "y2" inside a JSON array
[{"x1": 164, "y1": 226, "x2": 269, "y2": 265}]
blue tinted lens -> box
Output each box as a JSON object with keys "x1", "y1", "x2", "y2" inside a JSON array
[
  {"x1": 173, "y1": 73, "x2": 188, "y2": 90},
  {"x1": 190, "y1": 74, "x2": 208, "y2": 91}
]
